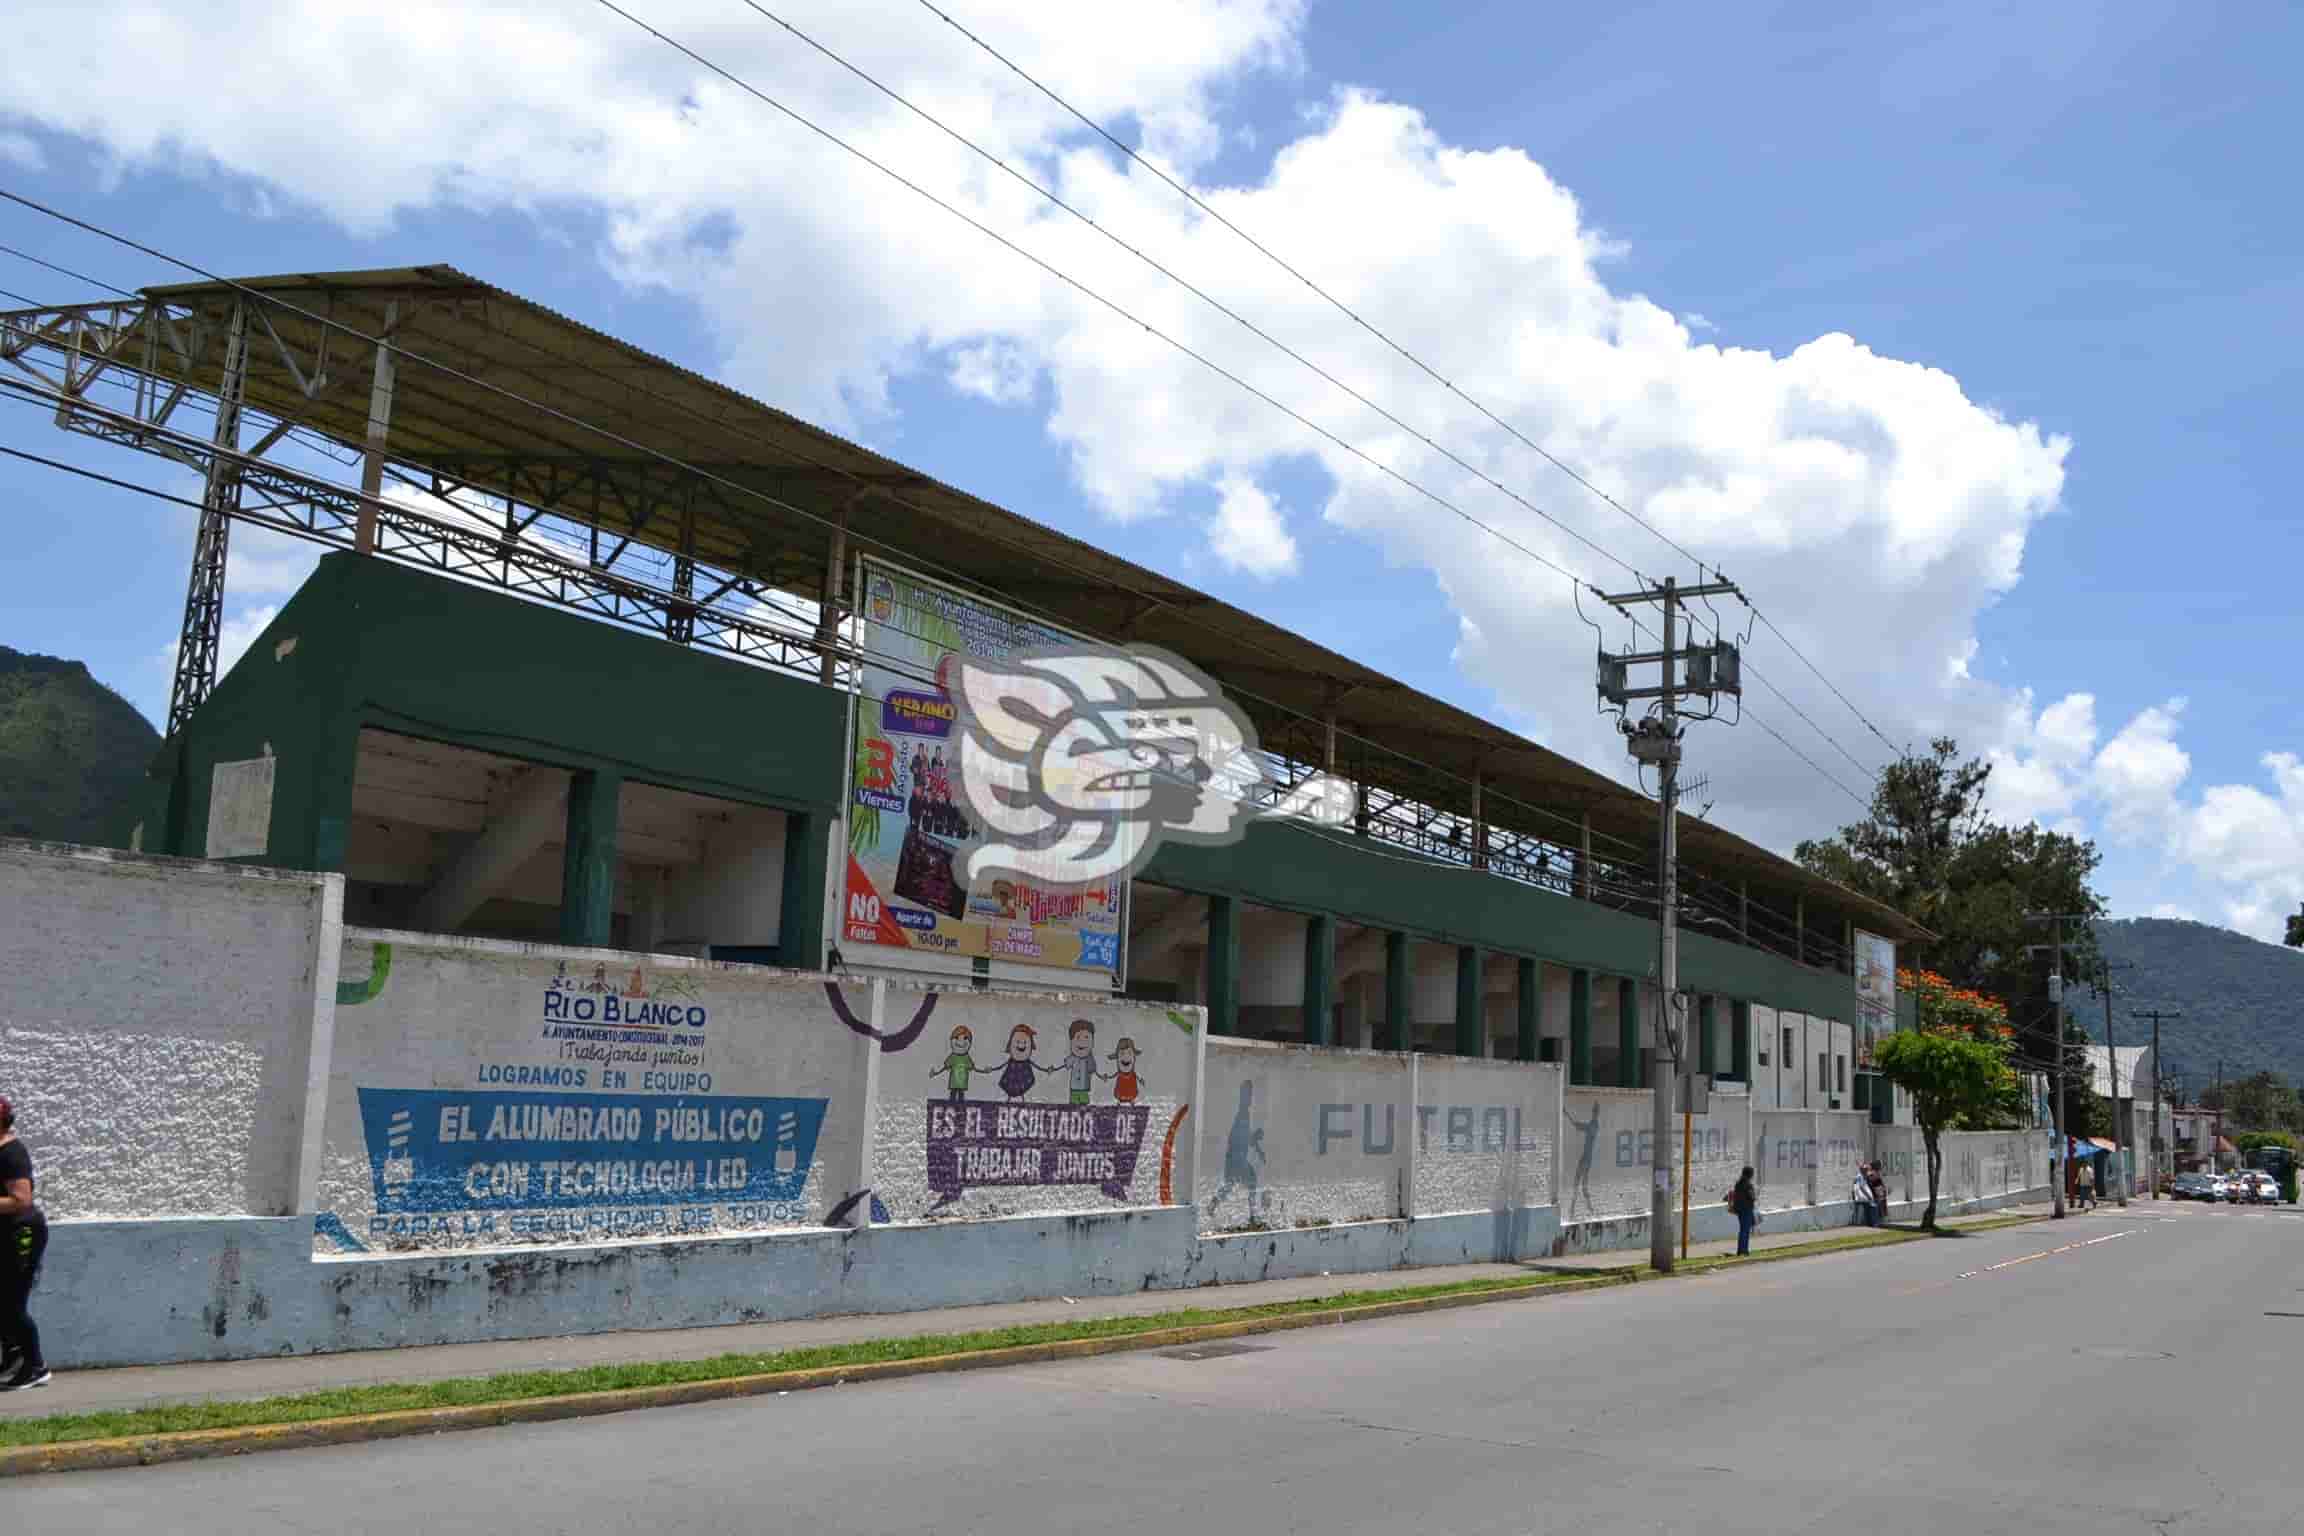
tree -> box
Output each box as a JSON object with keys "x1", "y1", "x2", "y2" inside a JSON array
[
  {"x1": 2287, "y1": 906, "x2": 2303, "y2": 950},
  {"x1": 1875, "y1": 1030, "x2": 2020, "y2": 1230},
  {"x1": 2214, "y1": 1071, "x2": 2304, "y2": 1135},
  {"x1": 1796, "y1": 739, "x2": 2106, "y2": 1005}
]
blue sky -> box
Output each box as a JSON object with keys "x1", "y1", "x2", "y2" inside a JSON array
[{"x1": 2, "y1": 0, "x2": 2299, "y2": 937}]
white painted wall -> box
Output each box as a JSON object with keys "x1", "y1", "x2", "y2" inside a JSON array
[
  {"x1": 1199, "y1": 1039, "x2": 1410, "y2": 1229},
  {"x1": 315, "y1": 929, "x2": 867, "y2": 1252},
  {"x1": 873, "y1": 990, "x2": 1198, "y2": 1224},
  {"x1": 1564, "y1": 1085, "x2": 1748, "y2": 1223},
  {"x1": 0, "y1": 841, "x2": 340, "y2": 1218},
  {"x1": 1411, "y1": 1056, "x2": 1560, "y2": 1217}
]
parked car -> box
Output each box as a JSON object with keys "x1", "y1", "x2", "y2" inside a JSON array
[
  {"x1": 2170, "y1": 1173, "x2": 2218, "y2": 1200},
  {"x1": 2233, "y1": 1172, "x2": 2282, "y2": 1204}
]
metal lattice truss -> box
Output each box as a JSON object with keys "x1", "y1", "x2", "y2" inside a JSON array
[{"x1": 1, "y1": 297, "x2": 851, "y2": 734}]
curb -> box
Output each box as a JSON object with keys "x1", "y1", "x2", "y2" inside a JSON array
[
  {"x1": 0, "y1": 1210, "x2": 2050, "y2": 1478},
  {"x1": 0, "y1": 1272, "x2": 1639, "y2": 1478}
]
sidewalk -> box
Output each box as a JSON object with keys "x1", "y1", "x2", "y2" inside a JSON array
[
  {"x1": 1533, "y1": 1201, "x2": 2055, "y2": 1271},
  {"x1": 1, "y1": 1204, "x2": 2050, "y2": 1421}
]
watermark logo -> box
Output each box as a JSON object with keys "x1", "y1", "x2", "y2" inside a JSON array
[{"x1": 948, "y1": 643, "x2": 1356, "y2": 889}]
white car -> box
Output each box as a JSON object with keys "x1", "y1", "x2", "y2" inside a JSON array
[{"x1": 2230, "y1": 1172, "x2": 2281, "y2": 1204}]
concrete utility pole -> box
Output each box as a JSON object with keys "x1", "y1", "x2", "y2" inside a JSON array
[
  {"x1": 1596, "y1": 572, "x2": 1742, "y2": 1273},
  {"x1": 2135, "y1": 1008, "x2": 2180, "y2": 1199},
  {"x1": 2098, "y1": 957, "x2": 2133, "y2": 1205},
  {"x1": 2026, "y1": 912, "x2": 2090, "y2": 1219}
]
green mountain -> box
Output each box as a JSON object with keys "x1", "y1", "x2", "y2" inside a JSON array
[
  {"x1": 2078, "y1": 917, "x2": 2304, "y2": 1095},
  {"x1": 0, "y1": 646, "x2": 159, "y2": 845}
]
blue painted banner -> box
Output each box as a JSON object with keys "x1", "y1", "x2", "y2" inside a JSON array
[{"x1": 356, "y1": 1088, "x2": 828, "y2": 1214}]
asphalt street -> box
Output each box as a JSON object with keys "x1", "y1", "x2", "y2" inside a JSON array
[{"x1": 17, "y1": 1201, "x2": 2301, "y2": 1534}]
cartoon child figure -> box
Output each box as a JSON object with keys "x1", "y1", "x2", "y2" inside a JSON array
[
  {"x1": 997, "y1": 1024, "x2": 1049, "y2": 1101},
  {"x1": 1062, "y1": 1019, "x2": 1106, "y2": 1106},
  {"x1": 932, "y1": 1025, "x2": 984, "y2": 1104},
  {"x1": 1108, "y1": 1037, "x2": 1144, "y2": 1104}
]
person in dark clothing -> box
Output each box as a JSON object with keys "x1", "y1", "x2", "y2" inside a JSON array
[
  {"x1": 1728, "y1": 1166, "x2": 1759, "y2": 1256},
  {"x1": 1865, "y1": 1162, "x2": 1890, "y2": 1227},
  {"x1": 0, "y1": 1096, "x2": 48, "y2": 1391}
]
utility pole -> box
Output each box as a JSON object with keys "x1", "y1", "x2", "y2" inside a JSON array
[
  {"x1": 2135, "y1": 1008, "x2": 2180, "y2": 1199},
  {"x1": 1597, "y1": 572, "x2": 1742, "y2": 1273},
  {"x1": 2026, "y1": 912, "x2": 2089, "y2": 1218},
  {"x1": 2098, "y1": 957, "x2": 2133, "y2": 1205}
]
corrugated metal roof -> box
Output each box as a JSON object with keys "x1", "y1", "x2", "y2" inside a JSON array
[{"x1": 130, "y1": 265, "x2": 1929, "y2": 944}]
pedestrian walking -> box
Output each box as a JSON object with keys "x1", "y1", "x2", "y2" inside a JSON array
[
  {"x1": 2076, "y1": 1158, "x2": 2096, "y2": 1212},
  {"x1": 0, "y1": 1096, "x2": 49, "y2": 1391},
  {"x1": 1728, "y1": 1166, "x2": 1759, "y2": 1256},
  {"x1": 1850, "y1": 1167, "x2": 1876, "y2": 1226},
  {"x1": 1866, "y1": 1161, "x2": 1889, "y2": 1226}
]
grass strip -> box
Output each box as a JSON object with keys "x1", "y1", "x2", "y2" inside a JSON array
[{"x1": 0, "y1": 1270, "x2": 1593, "y2": 1449}]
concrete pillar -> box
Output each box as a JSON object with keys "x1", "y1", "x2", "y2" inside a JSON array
[
  {"x1": 1383, "y1": 930, "x2": 1410, "y2": 1052},
  {"x1": 1454, "y1": 944, "x2": 1482, "y2": 1056},
  {"x1": 1206, "y1": 895, "x2": 1240, "y2": 1037},
  {"x1": 780, "y1": 809, "x2": 831, "y2": 970},
  {"x1": 1699, "y1": 995, "x2": 1718, "y2": 1077},
  {"x1": 1570, "y1": 968, "x2": 1593, "y2": 1084},
  {"x1": 1618, "y1": 978, "x2": 1641, "y2": 1088},
  {"x1": 560, "y1": 769, "x2": 622, "y2": 948},
  {"x1": 1732, "y1": 1000, "x2": 1751, "y2": 1081},
  {"x1": 1303, "y1": 913, "x2": 1335, "y2": 1046},
  {"x1": 1516, "y1": 956, "x2": 1538, "y2": 1063}
]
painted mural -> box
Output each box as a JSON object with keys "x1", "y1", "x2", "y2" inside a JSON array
[
  {"x1": 870, "y1": 988, "x2": 1201, "y2": 1222},
  {"x1": 316, "y1": 934, "x2": 868, "y2": 1254}
]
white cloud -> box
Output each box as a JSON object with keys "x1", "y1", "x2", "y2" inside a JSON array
[
  {"x1": 225, "y1": 525, "x2": 322, "y2": 596},
  {"x1": 946, "y1": 339, "x2": 1038, "y2": 406},
  {"x1": 2148, "y1": 903, "x2": 2196, "y2": 922},
  {"x1": 215, "y1": 604, "x2": 281, "y2": 675},
  {"x1": 0, "y1": 131, "x2": 42, "y2": 171},
  {"x1": 1207, "y1": 475, "x2": 1295, "y2": 576},
  {"x1": 2092, "y1": 700, "x2": 2189, "y2": 840}
]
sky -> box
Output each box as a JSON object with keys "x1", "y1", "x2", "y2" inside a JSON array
[{"x1": 1, "y1": 0, "x2": 2299, "y2": 941}]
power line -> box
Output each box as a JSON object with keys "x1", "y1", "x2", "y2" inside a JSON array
[
  {"x1": 0, "y1": 241, "x2": 131, "y2": 297},
  {"x1": 910, "y1": 0, "x2": 1906, "y2": 775},
  {"x1": 730, "y1": 0, "x2": 1645, "y2": 588},
  {"x1": 597, "y1": 0, "x2": 1885, "y2": 811}
]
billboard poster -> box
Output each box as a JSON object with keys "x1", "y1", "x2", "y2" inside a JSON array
[
  {"x1": 840, "y1": 559, "x2": 1126, "y2": 977},
  {"x1": 1855, "y1": 929, "x2": 1895, "y2": 1068}
]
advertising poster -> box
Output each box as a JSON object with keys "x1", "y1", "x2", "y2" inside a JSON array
[
  {"x1": 873, "y1": 989, "x2": 1200, "y2": 1222},
  {"x1": 1854, "y1": 928, "x2": 1895, "y2": 1068},
  {"x1": 315, "y1": 932, "x2": 867, "y2": 1253},
  {"x1": 840, "y1": 559, "x2": 1126, "y2": 977}
]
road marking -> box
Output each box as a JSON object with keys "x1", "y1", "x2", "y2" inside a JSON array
[{"x1": 1956, "y1": 1230, "x2": 2134, "y2": 1279}]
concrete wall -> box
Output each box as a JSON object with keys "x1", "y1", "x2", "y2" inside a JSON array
[
  {"x1": 1409, "y1": 1056, "x2": 1560, "y2": 1218},
  {"x1": 1564, "y1": 1086, "x2": 1749, "y2": 1225},
  {"x1": 0, "y1": 841, "x2": 341, "y2": 1219},
  {"x1": 1199, "y1": 1040, "x2": 1412, "y2": 1229}
]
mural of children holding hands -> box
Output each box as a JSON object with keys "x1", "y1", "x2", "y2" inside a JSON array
[
  {"x1": 932, "y1": 1025, "x2": 984, "y2": 1103},
  {"x1": 1108, "y1": 1037, "x2": 1144, "y2": 1104}
]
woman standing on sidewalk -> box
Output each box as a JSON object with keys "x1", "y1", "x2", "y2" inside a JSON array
[
  {"x1": 1729, "y1": 1167, "x2": 1759, "y2": 1256},
  {"x1": 0, "y1": 1096, "x2": 48, "y2": 1391}
]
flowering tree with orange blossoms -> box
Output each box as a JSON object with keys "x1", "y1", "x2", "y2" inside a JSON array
[{"x1": 1878, "y1": 969, "x2": 2022, "y2": 1228}]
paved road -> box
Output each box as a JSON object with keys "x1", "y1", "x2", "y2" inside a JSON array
[{"x1": 18, "y1": 1203, "x2": 2302, "y2": 1533}]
